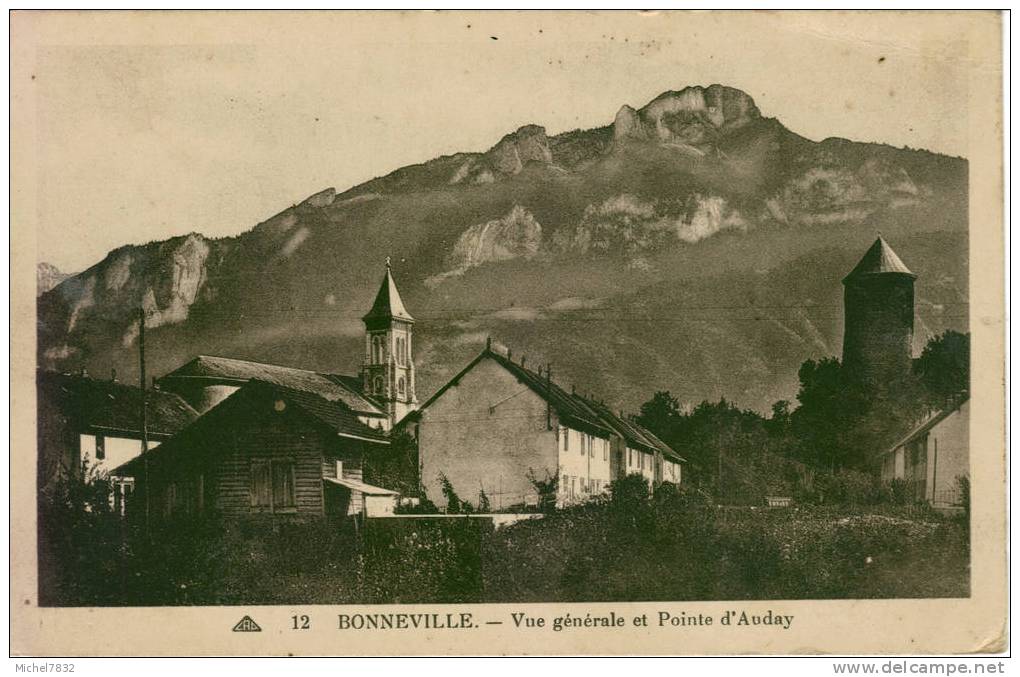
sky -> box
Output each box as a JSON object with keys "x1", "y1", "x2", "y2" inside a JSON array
[{"x1": 17, "y1": 10, "x2": 984, "y2": 272}]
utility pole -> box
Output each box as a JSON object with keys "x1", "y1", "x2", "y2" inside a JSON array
[
  {"x1": 546, "y1": 363, "x2": 552, "y2": 430},
  {"x1": 139, "y1": 308, "x2": 150, "y2": 537}
]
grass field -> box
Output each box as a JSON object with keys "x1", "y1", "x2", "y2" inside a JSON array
[{"x1": 39, "y1": 490, "x2": 968, "y2": 606}]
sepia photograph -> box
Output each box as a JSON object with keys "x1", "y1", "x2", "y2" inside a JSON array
[{"x1": 10, "y1": 9, "x2": 1006, "y2": 657}]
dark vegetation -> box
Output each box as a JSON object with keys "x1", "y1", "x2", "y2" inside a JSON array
[
  {"x1": 38, "y1": 331, "x2": 969, "y2": 606},
  {"x1": 39, "y1": 470, "x2": 968, "y2": 606},
  {"x1": 635, "y1": 330, "x2": 970, "y2": 504}
]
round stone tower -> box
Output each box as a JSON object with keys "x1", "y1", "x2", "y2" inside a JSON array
[{"x1": 841, "y1": 237, "x2": 917, "y2": 387}]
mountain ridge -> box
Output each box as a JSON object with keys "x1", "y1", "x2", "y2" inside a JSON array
[{"x1": 37, "y1": 85, "x2": 969, "y2": 413}]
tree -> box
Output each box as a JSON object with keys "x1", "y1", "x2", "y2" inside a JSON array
[
  {"x1": 790, "y1": 357, "x2": 867, "y2": 471},
  {"x1": 914, "y1": 330, "x2": 969, "y2": 407},
  {"x1": 364, "y1": 429, "x2": 420, "y2": 495},
  {"x1": 636, "y1": 391, "x2": 681, "y2": 439},
  {"x1": 477, "y1": 486, "x2": 491, "y2": 513},
  {"x1": 438, "y1": 473, "x2": 472, "y2": 514}
]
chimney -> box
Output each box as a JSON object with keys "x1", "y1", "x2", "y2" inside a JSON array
[
  {"x1": 110, "y1": 368, "x2": 118, "y2": 383},
  {"x1": 571, "y1": 384, "x2": 576, "y2": 395},
  {"x1": 521, "y1": 355, "x2": 526, "y2": 368},
  {"x1": 486, "y1": 336, "x2": 492, "y2": 351},
  {"x1": 507, "y1": 347, "x2": 513, "y2": 361},
  {"x1": 152, "y1": 376, "x2": 159, "y2": 390}
]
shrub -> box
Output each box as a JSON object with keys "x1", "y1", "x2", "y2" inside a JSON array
[
  {"x1": 438, "y1": 473, "x2": 473, "y2": 514},
  {"x1": 526, "y1": 468, "x2": 559, "y2": 513}
]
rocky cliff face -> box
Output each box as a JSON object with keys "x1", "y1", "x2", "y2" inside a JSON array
[
  {"x1": 613, "y1": 85, "x2": 761, "y2": 152},
  {"x1": 37, "y1": 262, "x2": 69, "y2": 296},
  {"x1": 39, "y1": 233, "x2": 217, "y2": 361},
  {"x1": 450, "y1": 125, "x2": 554, "y2": 185},
  {"x1": 428, "y1": 205, "x2": 543, "y2": 286},
  {"x1": 37, "y1": 84, "x2": 969, "y2": 412}
]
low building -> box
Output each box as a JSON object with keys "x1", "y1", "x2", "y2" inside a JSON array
[
  {"x1": 881, "y1": 397, "x2": 969, "y2": 509},
  {"x1": 36, "y1": 371, "x2": 199, "y2": 513},
  {"x1": 114, "y1": 379, "x2": 391, "y2": 522},
  {"x1": 156, "y1": 355, "x2": 392, "y2": 431},
  {"x1": 401, "y1": 341, "x2": 685, "y2": 510},
  {"x1": 155, "y1": 261, "x2": 418, "y2": 431},
  {"x1": 108, "y1": 261, "x2": 420, "y2": 523}
]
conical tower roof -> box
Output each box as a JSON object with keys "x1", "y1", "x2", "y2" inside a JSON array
[
  {"x1": 842, "y1": 236, "x2": 916, "y2": 283},
  {"x1": 363, "y1": 259, "x2": 414, "y2": 323}
]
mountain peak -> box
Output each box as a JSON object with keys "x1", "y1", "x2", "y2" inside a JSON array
[
  {"x1": 486, "y1": 124, "x2": 553, "y2": 175},
  {"x1": 614, "y1": 84, "x2": 761, "y2": 148},
  {"x1": 37, "y1": 262, "x2": 69, "y2": 296}
]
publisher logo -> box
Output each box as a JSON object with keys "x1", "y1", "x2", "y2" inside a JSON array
[{"x1": 232, "y1": 615, "x2": 262, "y2": 632}]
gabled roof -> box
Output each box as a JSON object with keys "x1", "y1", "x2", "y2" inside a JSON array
[
  {"x1": 575, "y1": 395, "x2": 687, "y2": 463},
  {"x1": 113, "y1": 379, "x2": 388, "y2": 477},
  {"x1": 412, "y1": 345, "x2": 685, "y2": 465},
  {"x1": 252, "y1": 381, "x2": 388, "y2": 442},
  {"x1": 363, "y1": 264, "x2": 414, "y2": 324},
  {"x1": 843, "y1": 236, "x2": 916, "y2": 283},
  {"x1": 37, "y1": 371, "x2": 198, "y2": 438},
  {"x1": 887, "y1": 396, "x2": 969, "y2": 454},
  {"x1": 158, "y1": 355, "x2": 385, "y2": 417}
]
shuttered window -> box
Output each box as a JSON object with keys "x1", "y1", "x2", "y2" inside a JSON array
[
  {"x1": 272, "y1": 461, "x2": 296, "y2": 509},
  {"x1": 251, "y1": 458, "x2": 296, "y2": 512}
]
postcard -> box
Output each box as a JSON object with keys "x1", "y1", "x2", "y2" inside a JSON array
[{"x1": 10, "y1": 9, "x2": 1006, "y2": 656}]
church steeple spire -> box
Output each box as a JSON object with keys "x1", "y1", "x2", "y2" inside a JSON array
[
  {"x1": 363, "y1": 258, "x2": 414, "y2": 326},
  {"x1": 361, "y1": 259, "x2": 417, "y2": 427}
]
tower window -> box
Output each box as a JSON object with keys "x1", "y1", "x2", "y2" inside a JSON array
[
  {"x1": 397, "y1": 337, "x2": 407, "y2": 366},
  {"x1": 373, "y1": 376, "x2": 384, "y2": 395},
  {"x1": 397, "y1": 376, "x2": 406, "y2": 396}
]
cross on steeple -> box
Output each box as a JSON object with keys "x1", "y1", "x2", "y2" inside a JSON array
[{"x1": 385, "y1": 256, "x2": 391, "y2": 270}]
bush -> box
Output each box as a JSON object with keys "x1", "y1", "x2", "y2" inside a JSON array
[
  {"x1": 526, "y1": 468, "x2": 559, "y2": 513},
  {"x1": 37, "y1": 460, "x2": 122, "y2": 606},
  {"x1": 810, "y1": 469, "x2": 889, "y2": 506},
  {"x1": 438, "y1": 473, "x2": 473, "y2": 514}
]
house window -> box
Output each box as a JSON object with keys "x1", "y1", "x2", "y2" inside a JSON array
[
  {"x1": 603, "y1": 441, "x2": 608, "y2": 461},
  {"x1": 571, "y1": 477, "x2": 576, "y2": 497},
  {"x1": 95, "y1": 435, "x2": 106, "y2": 461},
  {"x1": 580, "y1": 433, "x2": 585, "y2": 456},
  {"x1": 563, "y1": 429, "x2": 569, "y2": 451},
  {"x1": 251, "y1": 458, "x2": 296, "y2": 512}
]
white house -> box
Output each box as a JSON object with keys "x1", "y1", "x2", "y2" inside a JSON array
[
  {"x1": 401, "y1": 341, "x2": 686, "y2": 510},
  {"x1": 881, "y1": 397, "x2": 969, "y2": 510},
  {"x1": 36, "y1": 371, "x2": 199, "y2": 514}
]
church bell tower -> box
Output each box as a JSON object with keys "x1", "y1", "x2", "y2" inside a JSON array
[{"x1": 361, "y1": 259, "x2": 417, "y2": 426}]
